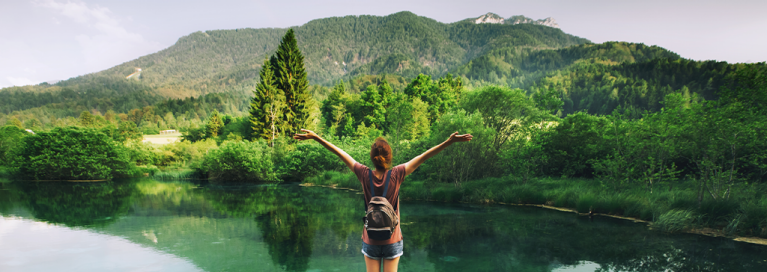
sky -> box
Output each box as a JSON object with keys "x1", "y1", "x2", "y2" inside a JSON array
[{"x1": 1, "y1": 0, "x2": 766, "y2": 88}]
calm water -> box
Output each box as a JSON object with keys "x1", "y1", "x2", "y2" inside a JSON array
[{"x1": 1, "y1": 179, "x2": 766, "y2": 272}]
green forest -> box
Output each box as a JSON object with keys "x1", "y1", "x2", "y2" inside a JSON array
[{"x1": 1, "y1": 11, "x2": 767, "y2": 241}]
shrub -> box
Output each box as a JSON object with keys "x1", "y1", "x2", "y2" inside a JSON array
[
  {"x1": 417, "y1": 109, "x2": 496, "y2": 184},
  {"x1": 11, "y1": 126, "x2": 136, "y2": 180},
  {"x1": 199, "y1": 140, "x2": 278, "y2": 182}
]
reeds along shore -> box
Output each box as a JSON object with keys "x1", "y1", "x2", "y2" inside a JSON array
[{"x1": 305, "y1": 170, "x2": 767, "y2": 239}]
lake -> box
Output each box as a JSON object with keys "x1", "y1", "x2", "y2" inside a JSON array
[{"x1": 1, "y1": 179, "x2": 766, "y2": 272}]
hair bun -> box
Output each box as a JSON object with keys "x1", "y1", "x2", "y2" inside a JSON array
[{"x1": 370, "y1": 137, "x2": 393, "y2": 170}]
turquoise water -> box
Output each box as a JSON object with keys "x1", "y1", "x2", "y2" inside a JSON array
[{"x1": 1, "y1": 179, "x2": 766, "y2": 272}]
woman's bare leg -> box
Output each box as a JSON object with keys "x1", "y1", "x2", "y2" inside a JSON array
[
  {"x1": 383, "y1": 256, "x2": 400, "y2": 272},
  {"x1": 364, "y1": 256, "x2": 381, "y2": 272}
]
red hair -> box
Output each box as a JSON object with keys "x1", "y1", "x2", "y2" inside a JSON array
[{"x1": 370, "y1": 137, "x2": 393, "y2": 170}]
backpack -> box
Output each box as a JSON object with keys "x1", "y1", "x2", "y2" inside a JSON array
[{"x1": 364, "y1": 169, "x2": 399, "y2": 240}]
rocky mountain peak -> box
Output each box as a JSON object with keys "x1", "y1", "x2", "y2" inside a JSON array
[
  {"x1": 473, "y1": 13, "x2": 560, "y2": 28},
  {"x1": 508, "y1": 15, "x2": 560, "y2": 28},
  {"x1": 474, "y1": 12, "x2": 505, "y2": 24}
]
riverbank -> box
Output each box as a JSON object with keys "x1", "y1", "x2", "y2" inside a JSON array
[{"x1": 303, "y1": 171, "x2": 767, "y2": 243}]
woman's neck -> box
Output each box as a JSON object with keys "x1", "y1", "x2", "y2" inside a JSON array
[{"x1": 373, "y1": 168, "x2": 387, "y2": 179}]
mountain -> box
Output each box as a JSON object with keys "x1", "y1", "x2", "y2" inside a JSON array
[
  {"x1": 2, "y1": 10, "x2": 758, "y2": 129},
  {"x1": 0, "y1": 11, "x2": 589, "y2": 119}
]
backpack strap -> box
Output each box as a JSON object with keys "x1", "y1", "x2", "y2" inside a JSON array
[
  {"x1": 366, "y1": 169, "x2": 374, "y2": 211},
  {"x1": 366, "y1": 169, "x2": 393, "y2": 209},
  {"x1": 382, "y1": 170, "x2": 391, "y2": 197}
]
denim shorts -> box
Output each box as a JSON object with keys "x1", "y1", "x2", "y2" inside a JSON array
[{"x1": 361, "y1": 240, "x2": 404, "y2": 260}]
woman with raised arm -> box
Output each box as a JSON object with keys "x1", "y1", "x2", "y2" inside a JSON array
[{"x1": 293, "y1": 129, "x2": 473, "y2": 272}]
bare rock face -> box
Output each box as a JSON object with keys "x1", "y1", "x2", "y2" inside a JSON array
[
  {"x1": 474, "y1": 12, "x2": 505, "y2": 24},
  {"x1": 507, "y1": 15, "x2": 560, "y2": 28},
  {"x1": 473, "y1": 13, "x2": 560, "y2": 28}
]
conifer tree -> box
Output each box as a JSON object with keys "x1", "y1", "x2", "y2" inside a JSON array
[
  {"x1": 271, "y1": 29, "x2": 309, "y2": 136},
  {"x1": 206, "y1": 110, "x2": 224, "y2": 138},
  {"x1": 250, "y1": 59, "x2": 285, "y2": 145}
]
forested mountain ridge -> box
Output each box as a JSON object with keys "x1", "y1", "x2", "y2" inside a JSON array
[
  {"x1": 1, "y1": 12, "x2": 586, "y2": 97},
  {"x1": 0, "y1": 11, "x2": 589, "y2": 125},
  {"x1": 2, "y1": 10, "x2": 761, "y2": 131}
]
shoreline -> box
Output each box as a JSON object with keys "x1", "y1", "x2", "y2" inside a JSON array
[{"x1": 300, "y1": 182, "x2": 767, "y2": 246}]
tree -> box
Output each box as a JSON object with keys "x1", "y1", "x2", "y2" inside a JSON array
[
  {"x1": 24, "y1": 118, "x2": 43, "y2": 130},
  {"x1": 361, "y1": 85, "x2": 386, "y2": 129},
  {"x1": 79, "y1": 111, "x2": 95, "y2": 127},
  {"x1": 7, "y1": 117, "x2": 23, "y2": 129},
  {"x1": 408, "y1": 98, "x2": 430, "y2": 141},
  {"x1": 207, "y1": 110, "x2": 224, "y2": 138},
  {"x1": 11, "y1": 127, "x2": 135, "y2": 180},
  {"x1": 271, "y1": 29, "x2": 309, "y2": 136},
  {"x1": 340, "y1": 113, "x2": 356, "y2": 137},
  {"x1": 251, "y1": 59, "x2": 286, "y2": 145},
  {"x1": 404, "y1": 74, "x2": 462, "y2": 123},
  {"x1": 321, "y1": 80, "x2": 348, "y2": 135},
  {"x1": 0, "y1": 125, "x2": 27, "y2": 165},
  {"x1": 117, "y1": 121, "x2": 142, "y2": 142},
  {"x1": 532, "y1": 85, "x2": 564, "y2": 116}
]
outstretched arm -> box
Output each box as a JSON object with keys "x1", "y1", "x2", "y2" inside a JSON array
[
  {"x1": 404, "y1": 132, "x2": 473, "y2": 176},
  {"x1": 293, "y1": 129, "x2": 357, "y2": 171}
]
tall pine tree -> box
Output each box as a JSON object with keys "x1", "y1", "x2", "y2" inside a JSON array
[
  {"x1": 271, "y1": 29, "x2": 309, "y2": 136},
  {"x1": 250, "y1": 59, "x2": 285, "y2": 144}
]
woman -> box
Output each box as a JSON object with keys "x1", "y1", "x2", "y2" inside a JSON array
[{"x1": 293, "y1": 129, "x2": 473, "y2": 272}]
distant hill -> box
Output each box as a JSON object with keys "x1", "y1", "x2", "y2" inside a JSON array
[
  {"x1": 0, "y1": 11, "x2": 588, "y2": 120},
  {"x1": 2, "y1": 10, "x2": 759, "y2": 127}
]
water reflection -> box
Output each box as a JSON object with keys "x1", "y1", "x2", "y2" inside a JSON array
[
  {"x1": 2, "y1": 181, "x2": 138, "y2": 227},
  {"x1": 1, "y1": 179, "x2": 766, "y2": 272}
]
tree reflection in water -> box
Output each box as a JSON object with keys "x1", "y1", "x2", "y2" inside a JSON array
[{"x1": 1, "y1": 180, "x2": 766, "y2": 272}]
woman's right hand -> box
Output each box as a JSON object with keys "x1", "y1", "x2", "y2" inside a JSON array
[
  {"x1": 293, "y1": 129, "x2": 318, "y2": 141},
  {"x1": 447, "y1": 131, "x2": 473, "y2": 143}
]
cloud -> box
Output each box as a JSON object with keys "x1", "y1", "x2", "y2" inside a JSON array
[
  {"x1": 34, "y1": 0, "x2": 162, "y2": 71},
  {"x1": 7, "y1": 77, "x2": 39, "y2": 87}
]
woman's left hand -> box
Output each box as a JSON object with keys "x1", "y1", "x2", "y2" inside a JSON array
[{"x1": 293, "y1": 129, "x2": 318, "y2": 141}]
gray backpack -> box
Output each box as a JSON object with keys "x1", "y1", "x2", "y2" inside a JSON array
[{"x1": 364, "y1": 169, "x2": 399, "y2": 240}]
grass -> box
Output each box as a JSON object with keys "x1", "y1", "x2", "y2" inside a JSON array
[
  {"x1": 304, "y1": 170, "x2": 767, "y2": 238},
  {"x1": 152, "y1": 169, "x2": 199, "y2": 181},
  {"x1": 653, "y1": 209, "x2": 696, "y2": 232}
]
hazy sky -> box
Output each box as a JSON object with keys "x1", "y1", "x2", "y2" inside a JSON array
[{"x1": 1, "y1": 0, "x2": 765, "y2": 88}]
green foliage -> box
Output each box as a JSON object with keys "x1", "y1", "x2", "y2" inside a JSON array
[
  {"x1": 182, "y1": 125, "x2": 208, "y2": 143},
  {"x1": 206, "y1": 110, "x2": 224, "y2": 138},
  {"x1": 160, "y1": 139, "x2": 218, "y2": 168},
  {"x1": 116, "y1": 121, "x2": 142, "y2": 142},
  {"x1": 543, "y1": 112, "x2": 610, "y2": 177},
  {"x1": 0, "y1": 126, "x2": 28, "y2": 165},
  {"x1": 7, "y1": 117, "x2": 23, "y2": 128},
  {"x1": 272, "y1": 29, "x2": 311, "y2": 136},
  {"x1": 250, "y1": 59, "x2": 285, "y2": 141},
  {"x1": 7, "y1": 181, "x2": 138, "y2": 227},
  {"x1": 320, "y1": 80, "x2": 348, "y2": 136},
  {"x1": 654, "y1": 209, "x2": 696, "y2": 233},
  {"x1": 273, "y1": 140, "x2": 345, "y2": 182},
  {"x1": 417, "y1": 109, "x2": 496, "y2": 184},
  {"x1": 200, "y1": 140, "x2": 279, "y2": 182},
  {"x1": 404, "y1": 74, "x2": 462, "y2": 122},
  {"x1": 11, "y1": 127, "x2": 136, "y2": 180},
  {"x1": 360, "y1": 85, "x2": 386, "y2": 129},
  {"x1": 78, "y1": 111, "x2": 96, "y2": 127}
]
